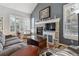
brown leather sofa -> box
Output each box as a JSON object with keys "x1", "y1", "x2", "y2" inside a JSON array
[{"x1": 11, "y1": 45, "x2": 40, "y2": 56}]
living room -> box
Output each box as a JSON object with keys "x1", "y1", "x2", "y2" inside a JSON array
[{"x1": 0, "y1": 3, "x2": 78, "y2": 56}]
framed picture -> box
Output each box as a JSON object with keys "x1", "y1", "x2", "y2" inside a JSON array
[
  {"x1": 0, "y1": 17, "x2": 3, "y2": 31},
  {"x1": 39, "y1": 6, "x2": 51, "y2": 20}
]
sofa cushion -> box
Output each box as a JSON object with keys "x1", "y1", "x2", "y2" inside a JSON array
[
  {"x1": 5, "y1": 39, "x2": 22, "y2": 47},
  {"x1": 5, "y1": 37, "x2": 19, "y2": 42},
  {"x1": 4, "y1": 42, "x2": 27, "y2": 49},
  {"x1": 0, "y1": 46, "x2": 21, "y2": 56},
  {"x1": 0, "y1": 36, "x2": 5, "y2": 46},
  {"x1": 0, "y1": 43, "x2": 3, "y2": 51},
  {"x1": 0, "y1": 32, "x2": 5, "y2": 46},
  {"x1": 5, "y1": 35, "x2": 15, "y2": 39}
]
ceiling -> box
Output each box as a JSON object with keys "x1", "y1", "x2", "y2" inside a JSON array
[{"x1": 0, "y1": 3, "x2": 37, "y2": 14}]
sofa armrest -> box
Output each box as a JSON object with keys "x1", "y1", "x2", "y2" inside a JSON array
[{"x1": 0, "y1": 46, "x2": 21, "y2": 56}]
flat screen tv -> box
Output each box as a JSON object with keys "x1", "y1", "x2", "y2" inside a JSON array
[{"x1": 44, "y1": 23, "x2": 56, "y2": 31}]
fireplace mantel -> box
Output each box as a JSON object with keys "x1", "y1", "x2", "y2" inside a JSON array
[{"x1": 35, "y1": 18, "x2": 60, "y2": 25}]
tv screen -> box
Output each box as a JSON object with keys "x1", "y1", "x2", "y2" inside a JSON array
[{"x1": 45, "y1": 23, "x2": 56, "y2": 31}]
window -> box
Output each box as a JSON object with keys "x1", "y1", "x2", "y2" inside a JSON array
[
  {"x1": 10, "y1": 15, "x2": 31, "y2": 34},
  {"x1": 10, "y1": 15, "x2": 16, "y2": 32},
  {"x1": 31, "y1": 18, "x2": 35, "y2": 34},
  {"x1": 0, "y1": 17, "x2": 3, "y2": 32},
  {"x1": 63, "y1": 3, "x2": 78, "y2": 40}
]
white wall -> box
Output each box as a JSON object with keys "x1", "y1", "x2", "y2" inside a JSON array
[{"x1": 0, "y1": 5, "x2": 30, "y2": 35}]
